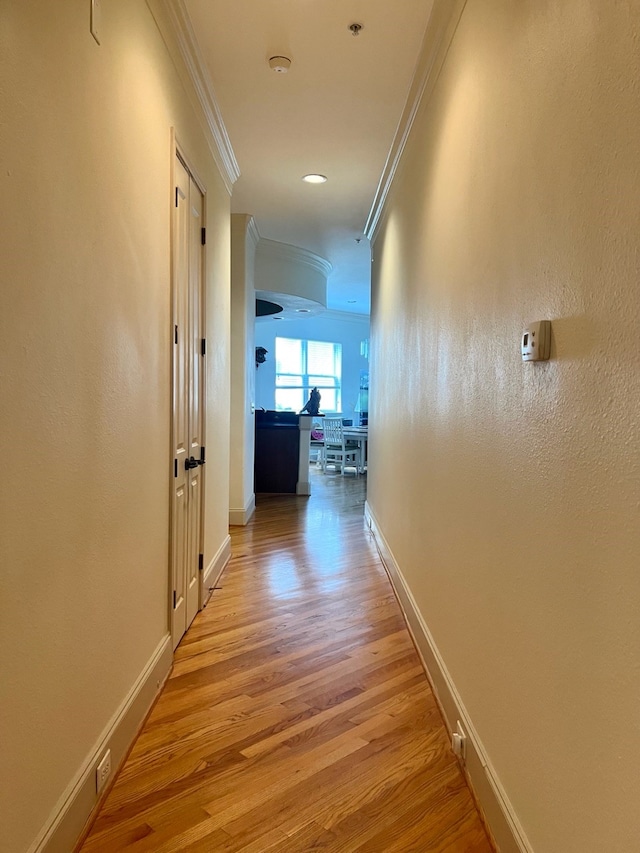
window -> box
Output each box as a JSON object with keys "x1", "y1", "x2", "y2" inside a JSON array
[{"x1": 275, "y1": 337, "x2": 342, "y2": 413}]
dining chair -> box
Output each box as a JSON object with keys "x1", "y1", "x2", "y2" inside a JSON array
[
  {"x1": 322, "y1": 417, "x2": 362, "y2": 476},
  {"x1": 310, "y1": 423, "x2": 325, "y2": 468}
]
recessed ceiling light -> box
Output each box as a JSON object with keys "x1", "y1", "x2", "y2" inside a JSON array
[
  {"x1": 296, "y1": 308, "x2": 311, "y2": 313},
  {"x1": 273, "y1": 316, "x2": 283, "y2": 320},
  {"x1": 302, "y1": 174, "x2": 327, "y2": 184}
]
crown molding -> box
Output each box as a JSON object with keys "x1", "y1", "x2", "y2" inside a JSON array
[
  {"x1": 246, "y1": 216, "x2": 261, "y2": 250},
  {"x1": 256, "y1": 239, "x2": 333, "y2": 280},
  {"x1": 146, "y1": 0, "x2": 240, "y2": 194},
  {"x1": 364, "y1": 0, "x2": 468, "y2": 243}
]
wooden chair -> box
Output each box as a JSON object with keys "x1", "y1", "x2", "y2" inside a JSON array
[{"x1": 322, "y1": 417, "x2": 362, "y2": 476}]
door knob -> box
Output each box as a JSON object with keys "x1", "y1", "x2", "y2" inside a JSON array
[{"x1": 185, "y1": 457, "x2": 199, "y2": 470}]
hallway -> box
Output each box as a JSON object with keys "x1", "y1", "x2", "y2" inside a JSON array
[{"x1": 78, "y1": 471, "x2": 493, "y2": 852}]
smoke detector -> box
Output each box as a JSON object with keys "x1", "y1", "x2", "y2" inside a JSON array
[{"x1": 269, "y1": 55, "x2": 291, "y2": 73}]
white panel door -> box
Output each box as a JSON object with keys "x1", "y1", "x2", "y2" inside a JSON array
[
  {"x1": 185, "y1": 174, "x2": 204, "y2": 634},
  {"x1": 171, "y1": 153, "x2": 205, "y2": 650}
]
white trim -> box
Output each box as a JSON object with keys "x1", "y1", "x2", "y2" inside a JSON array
[
  {"x1": 364, "y1": 502, "x2": 533, "y2": 853},
  {"x1": 145, "y1": 0, "x2": 240, "y2": 193},
  {"x1": 364, "y1": 0, "x2": 469, "y2": 243},
  {"x1": 296, "y1": 415, "x2": 312, "y2": 496},
  {"x1": 175, "y1": 134, "x2": 207, "y2": 199},
  {"x1": 246, "y1": 217, "x2": 261, "y2": 250},
  {"x1": 256, "y1": 238, "x2": 333, "y2": 279},
  {"x1": 229, "y1": 495, "x2": 256, "y2": 526},
  {"x1": 31, "y1": 635, "x2": 172, "y2": 853},
  {"x1": 202, "y1": 535, "x2": 231, "y2": 604}
]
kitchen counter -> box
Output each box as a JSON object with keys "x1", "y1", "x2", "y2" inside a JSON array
[{"x1": 254, "y1": 412, "x2": 312, "y2": 495}]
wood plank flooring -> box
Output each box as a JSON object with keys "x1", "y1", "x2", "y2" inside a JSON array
[{"x1": 78, "y1": 469, "x2": 494, "y2": 852}]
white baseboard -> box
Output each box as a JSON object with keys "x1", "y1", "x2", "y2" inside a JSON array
[
  {"x1": 202, "y1": 534, "x2": 231, "y2": 605},
  {"x1": 29, "y1": 634, "x2": 172, "y2": 853},
  {"x1": 364, "y1": 502, "x2": 533, "y2": 853},
  {"x1": 229, "y1": 494, "x2": 255, "y2": 526}
]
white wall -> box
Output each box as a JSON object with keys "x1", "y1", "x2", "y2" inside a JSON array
[
  {"x1": 0, "y1": 2, "x2": 231, "y2": 850},
  {"x1": 229, "y1": 215, "x2": 257, "y2": 524},
  {"x1": 255, "y1": 311, "x2": 369, "y2": 420},
  {"x1": 368, "y1": 2, "x2": 640, "y2": 851}
]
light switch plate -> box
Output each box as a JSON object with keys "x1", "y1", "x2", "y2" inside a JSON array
[{"x1": 521, "y1": 320, "x2": 551, "y2": 361}]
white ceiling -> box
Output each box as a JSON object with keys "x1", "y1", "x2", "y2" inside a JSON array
[{"x1": 183, "y1": 0, "x2": 435, "y2": 315}]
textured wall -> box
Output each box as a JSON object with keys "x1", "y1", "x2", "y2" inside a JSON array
[
  {"x1": 369, "y1": 2, "x2": 640, "y2": 850},
  {"x1": 0, "y1": 2, "x2": 230, "y2": 850}
]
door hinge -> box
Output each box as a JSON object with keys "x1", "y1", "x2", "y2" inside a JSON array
[
  {"x1": 201, "y1": 227, "x2": 206, "y2": 246},
  {"x1": 198, "y1": 553, "x2": 204, "y2": 572},
  {"x1": 201, "y1": 337, "x2": 206, "y2": 357},
  {"x1": 174, "y1": 324, "x2": 178, "y2": 344},
  {"x1": 174, "y1": 458, "x2": 178, "y2": 478},
  {"x1": 200, "y1": 446, "x2": 206, "y2": 465},
  {"x1": 173, "y1": 590, "x2": 177, "y2": 608},
  {"x1": 175, "y1": 187, "x2": 179, "y2": 207}
]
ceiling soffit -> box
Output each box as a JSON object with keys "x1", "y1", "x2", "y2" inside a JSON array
[
  {"x1": 257, "y1": 239, "x2": 332, "y2": 280},
  {"x1": 255, "y1": 239, "x2": 331, "y2": 316}
]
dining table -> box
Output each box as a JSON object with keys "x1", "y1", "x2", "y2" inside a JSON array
[{"x1": 343, "y1": 425, "x2": 368, "y2": 473}]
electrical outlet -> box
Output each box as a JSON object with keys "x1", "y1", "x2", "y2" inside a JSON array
[
  {"x1": 452, "y1": 720, "x2": 467, "y2": 761},
  {"x1": 96, "y1": 748, "x2": 111, "y2": 793}
]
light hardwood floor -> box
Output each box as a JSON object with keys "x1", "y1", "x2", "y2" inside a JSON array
[{"x1": 78, "y1": 469, "x2": 494, "y2": 852}]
